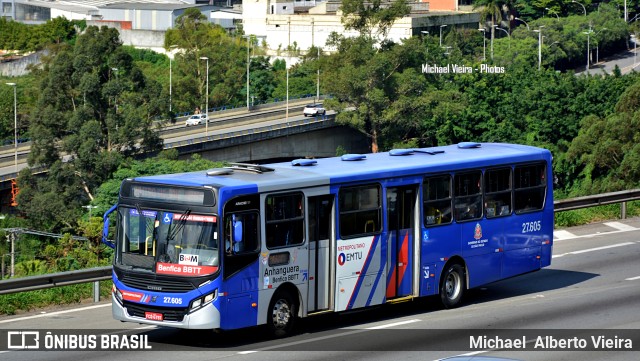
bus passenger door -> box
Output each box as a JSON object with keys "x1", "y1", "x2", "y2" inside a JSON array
[
  {"x1": 307, "y1": 195, "x2": 333, "y2": 312},
  {"x1": 386, "y1": 186, "x2": 417, "y2": 299}
]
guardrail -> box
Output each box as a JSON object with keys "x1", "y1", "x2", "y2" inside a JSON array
[{"x1": 0, "y1": 189, "x2": 639, "y2": 299}]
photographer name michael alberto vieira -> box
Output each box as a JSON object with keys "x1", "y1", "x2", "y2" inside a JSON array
[{"x1": 421, "y1": 63, "x2": 505, "y2": 74}]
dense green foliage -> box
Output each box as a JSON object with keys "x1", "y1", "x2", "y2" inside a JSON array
[
  {"x1": 16, "y1": 26, "x2": 166, "y2": 232},
  {"x1": 0, "y1": 17, "x2": 82, "y2": 52},
  {"x1": 0, "y1": 281, "x2": 112, "y2": 315}
]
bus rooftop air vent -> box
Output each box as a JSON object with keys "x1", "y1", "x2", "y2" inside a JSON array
[
  {"x1": 389, "y1": 149, "x2": 414, "y2": 156},
  {"x1": 457, "y1": 142, "x2": 481, "y2": 149},
  {"x1": 341, "y1": 154, "x2": 366, "y2": 161},
  {"x1": 414, "y1": 148, "x2": 445, "y2": 155},
  {"x1": 227, "y1": 163, "x2": 275, "y2": 173},
  {"x1": 292, "y1": 159, "x2": 318, "y2": 166},
  {"x1": 207, "y1": 169, "x2": 234, "y2": 176}
]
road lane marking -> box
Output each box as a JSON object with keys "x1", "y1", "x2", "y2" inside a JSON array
[
  {"x1": 554, "y1": 223, "x2": 640, "y2": 242},
  {"x1": 554, "y1": 230, "x2": 577, "y2": 240},
  {"x1": 0, "y1": 303, "x2": 111, "y2": 324},
  {"x1": 552, "y1": 242, "x2": 635, "y2": 258},
  {"x1": 365, "y1": 319, "x2": 421, "y2": 330},
  {"x1": 232, "y1": 319, "x2": 423, "y2": 353},
  {"x1": 604, "y1": 221, "x2": 637, "y2": 231},
  {"x1": 625, "y1": 276, "x2": 640, "y2": 281}
]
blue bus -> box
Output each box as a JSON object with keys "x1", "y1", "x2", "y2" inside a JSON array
[{"x1": 102, "y1": 142, "x2": 553, "y2": 336}]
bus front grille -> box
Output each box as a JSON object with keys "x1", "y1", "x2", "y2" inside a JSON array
[
  {"x1": 120, "y1": 274, "x2": 196, "y2": 293},
  {"x1": 123, "y1": 301, "x2": 188, "y2": 322}
]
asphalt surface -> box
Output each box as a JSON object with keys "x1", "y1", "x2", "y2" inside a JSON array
[{"x1": 0, "y1": 218, "x2": 639, "y2": 360}]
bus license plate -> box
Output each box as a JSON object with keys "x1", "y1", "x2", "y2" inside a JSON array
[{"x1": 145, "y1": 312, "x2": 163, "y2": 321}]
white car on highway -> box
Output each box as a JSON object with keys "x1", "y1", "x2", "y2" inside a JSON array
[
  {"x1": 186, "y1": 114, "x2": 207, "y2": 126},
  {"x1": 303, "y1": 104, "x2": 326, "y2": 117}
]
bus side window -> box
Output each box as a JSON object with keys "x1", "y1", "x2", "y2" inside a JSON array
[
  {"x1": 338, "y1": 184, "x2": 382, "y2": 238},
  {"x1": 266, "y1": 193, "x2": 304, "y2": 249},
  {"x1": 225, "y1": 212, "x2": 259, "y2": 255},
  {"x1": 423, "y1": 175, "x2": 452, "y2": 226},
  {"x1": 453, "y1": 171, "x2": 482, "y2": 222},
  {"x1": 484, "y1": 167, "x2": 512, "y2": 218},
  {"x1": 514, "y1": 163, "x2": 546, "y2": 214}
]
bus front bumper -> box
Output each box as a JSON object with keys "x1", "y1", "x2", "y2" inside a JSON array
[{"x1": 112, "y1": 293, "x2": 221, "y2": 329}]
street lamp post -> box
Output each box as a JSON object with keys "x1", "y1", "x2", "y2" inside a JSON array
[
  {"x1": 439, "y1": 25, "x2": 447, "y2": 47},
  {"x1": 583, "y1": 29, "x2": 592, "y2": 70},
  {"x1": 316, "y1": 46, "x2": 320, "y2": 103},
  {"x1": 632, "y1": 34, "x2": 638, "y2": 68},
  {"x1": 243, "y1": 35, "x2": 252, "y2": 111},
  {"x1": 478, "y1": 28, "x2": 486, "y2": 61},
  {"x1": 111, "y1": 68, "x2": 119, "y2": 115},
  {"x1": 514, "y1": 17, "x2": 530, "y2": 31},
  {"x1": 83, "y1": 205, "x2": 98, "y2": 219},
  {"x1": 545, "y1": 8, "x2": 560, "y2": 20},
  {"x1": 5, "y1": 83, "x2": 17, "y2": 175},
  {"x1": 533, "y1": 26, "x2": 544, "y2": 70},
  {"x1": 199, "y1": 56, "x2": 209, "y2": 136},
  {"x1": 495, "y1": 26, "x2": 511, "y2": 51},
  {"x1": 594, "y1": 28, "x2": 607, "y2": 64},
  {"x1": 286, "y1": 18, "x2": 291, "y2": 122},
  {"x1": 571, "y1": 1, "x2": 587, "y2": 16},
  {"x1": 169, "y1": 44, "x2": 177, "y2": 113}
]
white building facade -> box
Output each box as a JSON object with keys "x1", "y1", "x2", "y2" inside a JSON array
[{"x1": 242, "y1": 0, "x2": 480, "y2": 55}]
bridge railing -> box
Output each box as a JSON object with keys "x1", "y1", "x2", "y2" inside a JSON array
[{"x1": 0, "y1": 187, "x2": 639, "y2": 298}]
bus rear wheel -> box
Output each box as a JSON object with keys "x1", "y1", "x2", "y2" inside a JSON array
[
  {"x1": 267, "y1": 291, "x2": 297, "y2": 338},
  {"x1": 439, "y1": 263, "x2": 465, "y2": 309}
]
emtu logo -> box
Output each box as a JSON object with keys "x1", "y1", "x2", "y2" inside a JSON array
[
  {"x1": 338, "y1": 253, "x2": 346, "y2": 266},
  {"x1": 7, "y1": 331, "x2": 40, "y2": 349}
]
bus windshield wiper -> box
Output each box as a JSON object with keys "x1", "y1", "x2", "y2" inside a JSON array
[
  {"x1": 165, "y1": 209, "x2": 191, "y2": 252},
  {"x1": 135, "y1": 203, "x2": 155, "y2": 236}
]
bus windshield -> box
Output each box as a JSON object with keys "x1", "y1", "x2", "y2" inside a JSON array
[{"x1": 117, "y1": 207, "x2": 219, "y2": 276}]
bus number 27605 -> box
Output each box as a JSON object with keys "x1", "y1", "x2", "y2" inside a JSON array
[
  {"x1": 164, "y1": 297, "x2": 183, "y2": 305},
  {"x1": 522, "y1": 221, "x2": 541, "y2": 234}
]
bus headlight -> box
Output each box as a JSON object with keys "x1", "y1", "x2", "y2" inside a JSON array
[
  {"x1": 192, "y1": 298, "x2": 202, "y2": 309},
  {"x1": 190, "y1": 289, "x2": 217, "y2": 311},
  {"x1": 114, "y1": 288, "x2": 123, "y2": 303}
]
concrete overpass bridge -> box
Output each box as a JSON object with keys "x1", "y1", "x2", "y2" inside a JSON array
[{"x1": 0, "y1": 108, "x2": 369, "y2": 212}]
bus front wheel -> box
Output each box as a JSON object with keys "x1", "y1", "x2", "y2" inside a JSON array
[
  {"x1": 439, "y1": 263, "x2": 465, "y2": 309},
  {"x1": 267, "y1": 291, "x2": 297, "y2": 338}
]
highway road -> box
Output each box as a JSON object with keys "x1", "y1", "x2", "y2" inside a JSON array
[
  {"x1": 0, "y1": 101, "x2": 316, "y2": 179},
  {"x1": 0, "y1": 219, "x2": 639, "y2": 360},
  {"x1": 578, "y1": 46, "x2": 640, "y2": 76}
]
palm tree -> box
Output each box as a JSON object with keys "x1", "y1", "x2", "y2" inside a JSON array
[{"x1": 474, "y1": 0, "x2": 504, "y2": 60}]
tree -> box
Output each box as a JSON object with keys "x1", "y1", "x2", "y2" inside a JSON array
[
  {"x1": 17, "y1": 26, "x2": 164, "y2": 232},
  {"x1": 165, "y1": 8, "x2": 247, "y2": 111},
  {"x1": 340, "y1": 0, "x2": 411, "y2": 41},
  {"x1": 474, "y1": 0, "x2": 504, "y2": 59},
  {"x1": 323, "y1": 1, "x2": 410, "y2": 152}
]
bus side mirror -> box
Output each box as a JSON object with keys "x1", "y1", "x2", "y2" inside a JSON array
[
  {"x1": 233, "y1": 217, "x2": 243, "y2": 244},
  {"x1": 102, "y1": 204, "x2": 117, "y2": 249}
]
